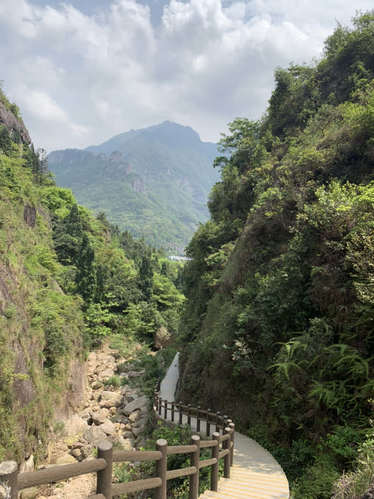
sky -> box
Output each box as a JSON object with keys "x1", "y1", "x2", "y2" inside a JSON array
[{"x1": 1, "y1": 0, "x2": 373, "y2": 151}]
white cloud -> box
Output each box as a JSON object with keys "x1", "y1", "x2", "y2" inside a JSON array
[{"x1": 0, "y1": 0, "x2": 372, "y2": 150}]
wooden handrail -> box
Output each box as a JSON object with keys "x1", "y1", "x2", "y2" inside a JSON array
[
  {"x1": 18, "y1": 458, "x2": 107, "y2": 489},
  {"x1": 113, "y1": 450, "x2": 161, "y2": 462},
  {"x1": 112, "y1": 477, "x2": 162, "y2": 495},
  {"x1": 0, "y1": 392, "x2": 235, "y2": 499},
  {"x1": 167, "y1": 444, "x2": 197, "y2": 455}
]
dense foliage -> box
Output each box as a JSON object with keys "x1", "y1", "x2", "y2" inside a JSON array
[
  {"x1": 0, "y1": 88, "x2": 184, "y2": 461},
  {"x1": 178, "y1": 13, "x2": 374, "y2": 498}
]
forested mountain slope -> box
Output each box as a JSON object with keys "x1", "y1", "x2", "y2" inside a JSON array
[
  {"x1": 0, "y1": 88, "x2": 184, "y2": 462},
  {"x1": 48, "y1": 121, "x2": 219, "y2": 252},
  {"x1": 178, "y1": 12, "x2": 374, "y2": 498}
]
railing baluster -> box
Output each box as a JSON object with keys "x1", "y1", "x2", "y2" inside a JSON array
[
  {"x1": 156, "y1": 439, "x2": 167, "y2": 499},
  {"x1": 164, "y1": 399, "x2": 167, "y2": 419},
  {"x1": 96, "y1": 440, "x2": 113, "y2": 499},
  {"x1": 215, "y1": 411, "x2": 221, "y2": 433},
  {"x1": 211, "y1": 432, "x2": 220, "y2": 491},
  {"x1": 0, "y1": 399, "x2": 236, "y2": 499},
  {"x1": 207, "y1": 409, "x2": 211, "y2": 436},
  {"x1": 223, "y1": 428, "x2": 231, "y2": 478},
  {"x1": 229, "y1": 422, "x2": 235, "y2": 466},
  {"x1": 179, "y1": 402, "x2": 183, "y2": 424},
  {"x1": 223, "y1": 414, "x2": 229, "y2": 428},
  {"x1": 189, "y1": 435, "x2": 200, "y2": 499},
  {"x1": 187, "y1": 404, "x2": 191, "y2": 426},
  {"x1": 196, "y1": 405, "x2": 201, "y2": 432}
]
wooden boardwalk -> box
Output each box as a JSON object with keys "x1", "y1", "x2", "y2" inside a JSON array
[{"x1": 159, "y1": 354, "x2": 289, "y2": 499}]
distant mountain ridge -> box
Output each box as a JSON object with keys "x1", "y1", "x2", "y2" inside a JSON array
[{"x1": 48, "y1": 121, "x2": 219, "y2": 252}]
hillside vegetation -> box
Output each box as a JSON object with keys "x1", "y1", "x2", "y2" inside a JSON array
[
  {"x1": 178, "y1": 12, "x2": 374, "y2": 498},
  {"x1": 0, "y1": 88, "x2": 184, "y2": 462},
  {"x1": 48, "y1": 121, "x2": 219, "y2": 253}
]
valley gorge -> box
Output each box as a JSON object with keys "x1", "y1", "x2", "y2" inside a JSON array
[{"x1": 1, "y1": 11, "x2": 374, "y2": 499}]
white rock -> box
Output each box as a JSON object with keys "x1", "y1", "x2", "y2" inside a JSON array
[
  {"x1": 100, "y1": 420, "x2": 116, "y2": 436},
  {"x1": 63, "y1": 415, "x2": 89, "y2": 437},
  {"x1": 55, "y1": 454, "x2": 77, "y2": 465},
  {"x1": 20, "y1": 455, "x2": 34, "y2": 473},
  {"x1": 83, "y1": 426, "x2": 107, "y2": 445}
]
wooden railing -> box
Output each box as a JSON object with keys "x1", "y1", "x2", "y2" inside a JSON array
[{"x1": 0, "y1": 392, "x2": 235, "y2": 499}]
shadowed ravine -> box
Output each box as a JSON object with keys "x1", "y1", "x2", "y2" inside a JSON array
[{"x1": 159, "y1": 353, "x2": 290, "y2": 499}]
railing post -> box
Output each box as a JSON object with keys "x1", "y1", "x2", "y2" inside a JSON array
[
  {"x1": 207, "y1": 409, "x2": 211, "y2": 436},
  {"x1": 156, "y1": 439, "x2": 167, "y2": 499},
  {"x1": 187, "y1": 404, "x2": 191, "y2": 426},
  {"x1": 215, "y1": 411, "x2": 221, "y2": 432},
  {"x1": 223, "y1": 427, "x2": 231, "y2": 478},
  {"x1": 171, "y1": 401, "x2": 175, "y2": 422},
  {"x1": 189, "y1": 435, "x2": 200, "y2": 499},
  {"x1": 211, "y1": 432, "x2": 220, "y2": 491},
  {"x1": 158, "y1": 397, "x2": 162, "y2": 416},
  {"x1": 229, "y1": 422, "x2": 235, "y2": 466},
  {"x1": 179, "y1": 402, "x2": 183, "y2": 425},
  {"x1": 0, "y1": 461, "x2": 18, "y2": 499},
  {"x1": 96, "y1": 440, "x2": 113, "y2": 499},
  {"x1": 196, "y1": 405, "x2": 201, "y2": 432},
  {"x1": 163, "y1": 399, "x2": 168, "y2": 420}
]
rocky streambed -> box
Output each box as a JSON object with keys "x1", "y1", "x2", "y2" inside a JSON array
[{"x1": 20, "y1": 342, "x2": 151, "y2": 499}]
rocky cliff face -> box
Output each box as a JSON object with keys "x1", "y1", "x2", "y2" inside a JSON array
[
  {"x1": 0, "y1": 101, "x2": 30, "y2": 144},
  {"x1": 0, "y1": 93, "x2": 85, "y2": 463}
]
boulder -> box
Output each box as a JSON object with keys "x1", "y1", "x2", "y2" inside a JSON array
[
  {"x1": 91, "y1": 381, "x2": 103, "y2": 390},
  {"x1": 132, "y1": 426, "x2": 143, "y2": 437},
  {"x1": 100, "y1": 420, "x2": 116, "y2": 436},
  {"x1": 71, "y1": 448, "x2": 82, "y2": 459},
  {"x1": 63, "y1": 415, "x2": 88, "y2": 437},
  {"x1": 129, "y1": 410, "x2": 140, "y2": 423},
  {"x1": 20, "y1": 488, "x2": 39, "y2": 499},
  {"x1": 83, "y1": 426, "x2": 107, "y2": 445},
  {"x1": 100, "y1": 369, "x2": 114, "y2": 380},
  {"x1": 55, "y1": 454, "x2": 77, "y2": 465},
  {"x1": 80, "y1": 445, "x2": 94, "y2": 460},
  {"x1": 99, "y1": 391, "x2": 122, "y2": 408},
  {"x1": 91, "y1": 409, "x2": 109, "y2": 425},
  {"x1": 118, "y1": 437, "x2": 134, "y2": 451},
  {"x1": 123, "y1": 396, "x2": 148, "y2": 416}
]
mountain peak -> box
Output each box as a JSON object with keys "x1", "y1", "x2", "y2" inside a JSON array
[
  {"x1": 141, "y1": 121, "x2": 202, "y2": 147},
  {"x1": 86, "y1": 121, "x2": 206, "y2": 155}
]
